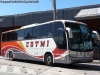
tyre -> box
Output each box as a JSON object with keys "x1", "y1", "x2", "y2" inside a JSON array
[
  {"x1": 9, "y1": 52, "x2": 14, "y2": 61},
  {"x1": 44, "y1": 54, "x2": 53, "y2": 66}
]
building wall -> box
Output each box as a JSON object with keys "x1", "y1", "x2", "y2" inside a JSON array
[
  {"x1": 76, "y1": 18, "x2": 100, "y2": 31},
  {"x1": 0, "y1": 4, "x2": 100, "y2": 28}
]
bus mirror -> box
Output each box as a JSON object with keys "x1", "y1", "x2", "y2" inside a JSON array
[
  {"x1": 92, "y1": 31, "x2": 100, "y2": 47},
  {"x1": 92, "y1": 31, "x2": 100, "y2": 41},
  {"x1": 66, "y1": 27, "x2": 73, "y2": 38}
]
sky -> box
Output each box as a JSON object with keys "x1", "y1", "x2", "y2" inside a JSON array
[{"x1": 0, "y1": 0, "x2": 100, "y2": 16}]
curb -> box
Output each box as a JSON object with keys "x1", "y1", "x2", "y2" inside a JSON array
[{"x1": 92, "y1": 60, "x2": 100, "y2": 64}]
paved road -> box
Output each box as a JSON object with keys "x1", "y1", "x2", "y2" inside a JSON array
[{"x1": 0, "y1": 56, "x2": 100, "y2": 75}]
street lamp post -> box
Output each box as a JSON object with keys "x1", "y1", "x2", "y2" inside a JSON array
[{"x1": 52, "y1": 0, "x2": 56, "y2": 20}]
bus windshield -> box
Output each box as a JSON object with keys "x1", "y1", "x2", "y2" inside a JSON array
[{"x1": 65, "y1": 22, "x2": 92, "y2": 51}]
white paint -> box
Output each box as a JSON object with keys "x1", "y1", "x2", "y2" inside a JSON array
[
  {"x1": 0, "y1": 65, "x2": 7, "y2": 72},
  {"x1": 27, "y1": 69, "x2": 36, "y2": 75},
  {"x1": 13, "y1": 67, "x2": 21, "y2": 74}
]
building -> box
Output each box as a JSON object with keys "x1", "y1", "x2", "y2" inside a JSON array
[{"x1": 0, "y1": 4, "x2": 100, "y2": 59}]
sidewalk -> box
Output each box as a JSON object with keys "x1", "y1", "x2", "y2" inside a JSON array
[
  {"x1": 92, "y1": 60, "x2": 100, "y2": 64},
  {"x1": 0, "y1": 56, "x2": 7, "y2": 59}
]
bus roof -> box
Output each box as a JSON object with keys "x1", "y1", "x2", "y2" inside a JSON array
[{"x1": 2, "y1": 20, "x2": 86, "y2": 33}]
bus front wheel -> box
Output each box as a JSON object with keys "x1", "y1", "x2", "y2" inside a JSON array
[
  {"x1": 9, "y1": 51, "x2": 14, "y2": 61},
  {"x1": 44, "y1": 54, "x2": 53, "y2": 66}
]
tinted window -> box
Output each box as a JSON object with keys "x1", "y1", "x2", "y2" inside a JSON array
[
  {"x1": 58, "y1": 30, "x2": 67, "y2": 49},
  {"x1": 12, "y1": 31, "x2": 18, "y2": 40},
  {"x1": 2, "y1": 33, "x2": 7, "y2": 42},
  {"x1": 42, "y1": 23, "x2": 53, "y2": 38},
  {"x1": 53, "y1": 22, "x2": 67, "y2": 49},
  {"x1": 17, "y1": 30, "x2": 24, "y2": 40},
  {"x1": 6, "y1": 32, "x2": 12, "y2": 41},
  {"x1": 25, "y1": 28, "x2": 33, "y2": 39},
  {"x1": 33, "y1": 26, "x2": 42, "y2": 39}
]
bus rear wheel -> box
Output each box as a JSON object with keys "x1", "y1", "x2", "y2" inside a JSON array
[
  {"x1": 44, "y1": 54, "x2": 53, "y2": 66},
  {"x1": 9, "y1": 52, "x2": 14, "y2": 61}
]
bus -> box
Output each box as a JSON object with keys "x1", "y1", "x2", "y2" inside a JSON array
[{"x1": 1, "y1": 20, "x2": 93, "y2": 65}]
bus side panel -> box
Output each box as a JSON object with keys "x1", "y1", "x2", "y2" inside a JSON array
[
  {"x1": 1, "y1": 41, "x2": 26, "y2": 57},
  {"x1": 1, "y1": 41, "x2": 43, "y2": 61},
  {"x1": 1, "y1": 38, "x2": 67, "y2": 64}
]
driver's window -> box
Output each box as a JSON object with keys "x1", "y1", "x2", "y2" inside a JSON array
[
  {"x1": 58, "y1": 30, "x2": 67, "y2": 49},
  {"x1": 53, "y1": 22, "x2": 67, "y2": 49}
]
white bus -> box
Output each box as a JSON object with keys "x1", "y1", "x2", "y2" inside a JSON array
[{"x1": 1, "y1": 20, "x2": 93, "y2": 65}]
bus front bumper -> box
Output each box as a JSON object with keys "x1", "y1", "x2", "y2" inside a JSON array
[{"x1": 69, "y1": 57, "x2": 93, "y2": 64}]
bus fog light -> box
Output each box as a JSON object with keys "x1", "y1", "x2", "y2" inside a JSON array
[
  {"x1": 70, "y1": 59, "x2": 72, "y2": 61},
  {"x1": 62, "y1": 57, "x2": 65, "y2": 60}
]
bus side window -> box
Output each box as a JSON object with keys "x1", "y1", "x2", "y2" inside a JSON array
[
  {"x1": 42, "y1": 23, "x2": 53, "y2": 38},
  {"x1": 17, "y1": 29, "x2": 24, "y2": 40},
  {"x1": 33, "y1": 26, "x2": 42, "y2": 39},
  {"x1": 12, "y1": 31, "x2": 18, "y2": 40},
  {"x1": 6, "y1": 32, "x2": 12, "y2": 41},
  {"x1": 2, "y1": 33, "x2": 7, "y2": 42},
  {"x1": 54, "y1": 22, "x2": 67, "y2": 49},
  {"x1": 24, "y1": 28, "x2": 33, "y2": 39}
]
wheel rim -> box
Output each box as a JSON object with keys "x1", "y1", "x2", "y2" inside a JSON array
[{"x1": 47, "y1": 56, "x2": 52, "y2": 65}]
